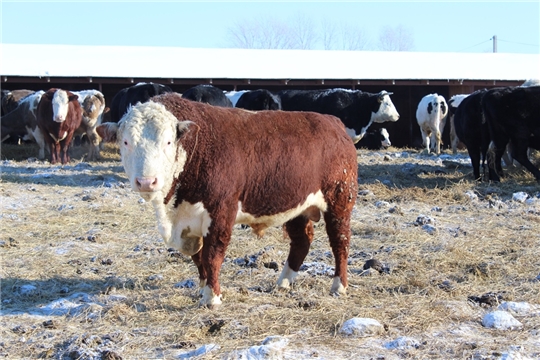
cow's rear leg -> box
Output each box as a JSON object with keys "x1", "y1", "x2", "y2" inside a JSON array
[
  {"x1": 277, "y1": 215, "x2": 314, "y2": 290},
  {"x1": 324, "y1": 210, "x2": 352, "y2": 295}
]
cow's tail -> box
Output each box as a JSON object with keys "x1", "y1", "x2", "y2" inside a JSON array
[{"x1": 487, "y1": 141, "x2": 497, "y2": 168}]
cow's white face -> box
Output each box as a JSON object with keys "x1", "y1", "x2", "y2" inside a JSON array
[
  {"x1": 380, "y1": 128, "x2": 391, "y2": 147},
  {"x1": 117, "y1": 102, "x2": 190, "y2": 202},
  {"x1": 52, "y1": 90, "x2": 70, "y2": 123},
  {"x1": 372, "y1": 94, "x2": 400, "y2": 123}
]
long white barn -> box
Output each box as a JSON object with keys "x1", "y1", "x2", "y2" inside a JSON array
[
  {"x1": 2, "y1": 44, "x2": 538, "y2": 81},
  {"x1": 1, "y1": 44, "x2": 538, "y2": 147}
]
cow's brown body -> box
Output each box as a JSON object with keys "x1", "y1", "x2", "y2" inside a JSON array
[
  {"x1": 98, "y1": 93, "x2": 358, "y2": 307},
  {"x1": 37, "y1": 89, "x2": 82, "y2": 164}
]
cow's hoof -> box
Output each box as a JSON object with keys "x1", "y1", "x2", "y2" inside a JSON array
[
  {"x1": 200, "y1": 285, "x2": 222, "y2": 309},
  {"x1": 330, "y1": 277, "x2": 347, "y2": 296}
]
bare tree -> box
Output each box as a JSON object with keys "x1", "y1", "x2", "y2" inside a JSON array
[
  {"x1": 378, "y1": 24, "x2": 415, "y2": 51},
  {"x1": 340, "y1": 24, "x2": 370, "y2": 51},
  {"x1": 289, "y1": 13, "x2": 318, "y2": 50},
  {"x1": 227, "y1": 16, "x2": 292, "y2": 49},
  {"x1": 227, "y1": 15, "x2": 413, "y2": 52},
  {"x1": 321, "y1": 18, "x2": 338, "y2": 50}
]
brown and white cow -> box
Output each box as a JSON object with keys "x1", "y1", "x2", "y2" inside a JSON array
[
  {"x1": 37, "y1": 88, "x2": 83, "y2": 164},
  {"x1": 97, "y1": 93, "x2": 358, "y2": 308},
  {"x1": 73, "y1": 90, "x2": 107, "y2": 160}
]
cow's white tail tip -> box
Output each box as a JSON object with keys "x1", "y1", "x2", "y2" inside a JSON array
[{"x1": 277, "y1": 262, "x2": 298, "y2": 290}]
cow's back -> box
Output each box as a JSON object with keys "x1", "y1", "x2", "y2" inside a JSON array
[{"x1": 153, "y1": 93, "x2": 357, "y2": 215}]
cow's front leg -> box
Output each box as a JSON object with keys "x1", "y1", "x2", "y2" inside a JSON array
[
  {"x1": 191, "y1": 250, "x2": 207, "y2": 291},
  {"x1": 199, "y1": 213, "x2": 235, "y2": 309}
]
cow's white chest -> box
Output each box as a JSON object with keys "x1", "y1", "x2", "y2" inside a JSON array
[{"x1": 153, "y1": 200, "x2": 212, "y2": 256}]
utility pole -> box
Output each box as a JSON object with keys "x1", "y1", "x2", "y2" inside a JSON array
[{"x1": 492, "y1": 35, "x2": 497, "y2": 53}]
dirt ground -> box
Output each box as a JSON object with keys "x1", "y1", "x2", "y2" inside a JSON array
[{"x1": 1, "y1": 143, "x2": 539, "y2": 359}]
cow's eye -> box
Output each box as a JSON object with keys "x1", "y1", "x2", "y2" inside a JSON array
[{"x1": 124, "y1": 140, "x2": 128, "y2": 146}]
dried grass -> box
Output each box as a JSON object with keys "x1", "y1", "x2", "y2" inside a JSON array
[{"x1": 1, "y1": 145, "x2": 539, "y2": 359}]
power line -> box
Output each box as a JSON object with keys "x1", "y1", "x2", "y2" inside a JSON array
[
  {"x1": 498, "y1": 38, "x2": 539, "y2": 48},
  {"x1": 457, "y1": 39, "x2": 492, "y2": 52}
]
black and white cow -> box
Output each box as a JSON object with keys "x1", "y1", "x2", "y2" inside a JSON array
[
  {"x1": 109, "y1": 82, "x2": 173, "y2": 123},
  {"x1": 355, "y1": 128, "x2": 391, "y2": 150},
  {"x1": 416, "y1": 93, "x2": 448, "y2": 155},
  {"x1": 235, "y1": 89, "x2": 281, "y2": 111},
  {"x1": 448, "y1": 94, "x2": 469, "y2": 154},
  {"x1": 278, "y1": 88, "x2": 400, "y2": 143},
  {"x1": 482, "y1": 86, "x2": 540, "y2": 182},
  {"x1": 182, "y1": 85, "x2": 233, "y2": 108}
]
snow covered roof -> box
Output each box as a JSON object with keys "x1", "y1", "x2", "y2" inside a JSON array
[{"x1": 2, "y1": 43, "x2": 539, "y2": 82}]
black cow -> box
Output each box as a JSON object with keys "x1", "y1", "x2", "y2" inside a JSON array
[
  {"x1": 181, "y1": 85, "x2": 233, "y2": 107},
  {"x1": 482, "y1": 86, "x2": 540, "y2": 182},
  {"x1": 355, "y1": 128, "x2": 391, "y2": 150},
  {"x1": 453, "y1": 89, "x2": 490, "y2": 181},
  {"x1": 278, "y1": 89, "x2": 400, "y2": 143},
  {"x1": 109, "y1": 82, "x2": 173, "y2": 123},
  {"x1": 235, "y1": 89, "x2": 281, "y2": 110}
]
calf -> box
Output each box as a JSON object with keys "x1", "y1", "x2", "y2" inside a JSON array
[
  {"x1": 483, "y1": 86, "x2": 540, "y2": 182},
  {"x1": 182, "y1": 85, "x2": 233, "y2": 107},
  {"x1": 416, "y1": 93, "x2": 448, "y2": 155},
  {"x1": 73, "y1": 90, "x2": 107, "y2": 160},
  {"x1": 448, "y1": 94, "x2": 469, "y2": 154},
  {"x1": 97, "y1": 93, "x2": 358, "y2": 308},
  {"x1": 279, "y1": 88, "x2": 400, "y2": 143},
  {"x1": 235, "y1": 89, "x2": 282, "y2": 110},
  {"x1": 37, "y1": 89, "x2": 83, "y2": 164},
  {"x1": 355, "y1": 128, "x2": 391, "y2": 150}
]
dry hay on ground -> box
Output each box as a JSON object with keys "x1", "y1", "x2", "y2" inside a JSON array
[{"x1": 1, "y1": 143, "x2": 539, "y2": 359}]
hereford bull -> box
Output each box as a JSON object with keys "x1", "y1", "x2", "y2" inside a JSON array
[
  {"x1": 37, "y1": 89, "x2": 82, "y2": 164},
  {"x1": 97, "y1": 93, "x2": 358, "y2": 308}
]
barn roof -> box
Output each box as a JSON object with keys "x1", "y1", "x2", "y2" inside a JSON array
[{"x1": 2, "y1": 44, "x2": 539, "y2": 83}]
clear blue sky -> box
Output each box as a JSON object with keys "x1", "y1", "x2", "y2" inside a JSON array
[{"x1": 2, "y1": 1, "x2": 539, "y2": 54}]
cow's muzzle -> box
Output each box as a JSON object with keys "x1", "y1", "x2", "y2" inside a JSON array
[{"x1": 135, "y1": 177, "x2": 160, "y2": 192}]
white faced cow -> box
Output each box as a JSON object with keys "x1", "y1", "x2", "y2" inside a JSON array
[
  {"x1": 97, "y1": 93, "x2": 358, "y2": 308},
  {"x1": 416, "y1": 93, "x2": 448, "y2": 155},
  {"x1": 278, "y1": 89, "x2": 400, "y2": 144},
  {"x1": 72, "y1": 90, "x2": 107, "y2": 160}
]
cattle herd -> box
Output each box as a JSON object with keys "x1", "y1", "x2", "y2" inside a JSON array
[{"x1": 1, "y1": 80, "x2": 539, "y2": 307}]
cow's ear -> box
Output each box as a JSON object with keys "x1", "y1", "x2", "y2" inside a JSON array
[
  {"x1": 69, "y1": 94, "x2": 79, "y2": 102},
  {"x1": 176, "y1": 120, "x2": 194, "y2": 141},
  {"x1": 377, "y1": 91, "x2": 392, "y2": 103},
  {"x1": 96, "y1": 122, "x2": 119, "y2": 143}
]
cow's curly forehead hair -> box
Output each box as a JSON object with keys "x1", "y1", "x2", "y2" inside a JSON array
[{"x1": 119, "y1": 101, "x2": 178, "y2": 142}]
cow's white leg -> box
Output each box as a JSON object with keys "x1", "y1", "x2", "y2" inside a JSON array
[
  {"x1": 435, "y1": 129, "x2": 441, "y2": 155},
  {"x1": 331, "y1": 276, "x2": 347, "y2": 295},
  {"x1": 421, "y1": 128, "x2": 430, "y2": 154},
  {"x1": 277, "y1": 261, "x2": 298, "y2": 289},
  {"x1": 200, "y1": 285, "x2": 222, "y2": 308}
]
